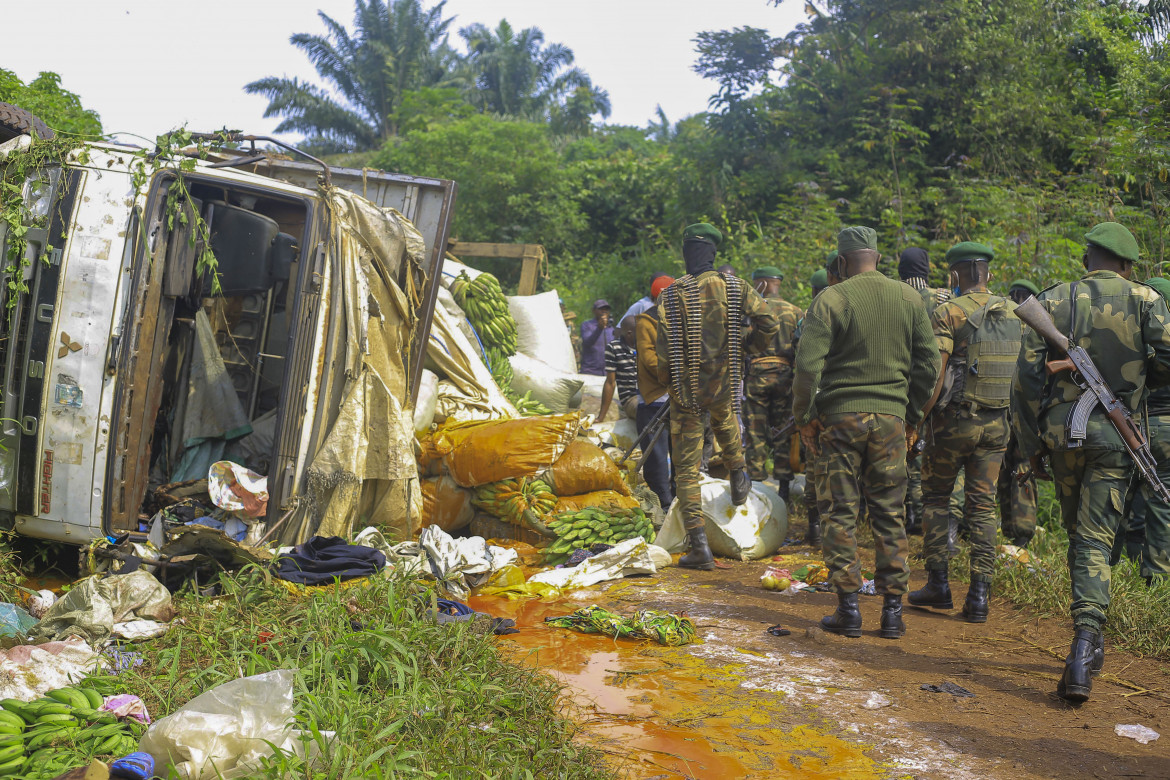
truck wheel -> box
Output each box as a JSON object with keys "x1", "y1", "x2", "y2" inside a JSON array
[{"x1": 0, "y1": 101, "x2": 54, "y2": 143}]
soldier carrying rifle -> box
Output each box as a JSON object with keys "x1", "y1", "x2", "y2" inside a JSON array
[{"x1": 1011, "y1": 222, "x2": 1170, "y2": 703}]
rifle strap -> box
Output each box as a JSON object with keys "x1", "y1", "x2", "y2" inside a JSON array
[{"x1": 1068, "y1": 280, "x2": 1079, "y2": 342}]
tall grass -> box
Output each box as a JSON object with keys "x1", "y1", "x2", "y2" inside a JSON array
[
  {"x1": 86, "y1": 567, "x2": 612, "y2": 779},
  {"x1": 951, "y1": 482, "x2": 1170, "y2": 660}
]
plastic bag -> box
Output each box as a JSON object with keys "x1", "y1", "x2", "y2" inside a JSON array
[
  {"x1": 657, "y1": 476, "x2": 788, "y2": 560},
  {"x1": 545, "y1": 440, "x2": 632, "y2": 497},
  {"x1": 420, "y1": 475, "x2": 474, "y2": 531},
  {"x1": 140, "y1": 669, "x2": 325, "y2": 779},
  {"x1": 1115, "y1": 724, "x2": 1160, "y2": 744},
  {"x1": 0, "y1": 603, "x2": 37, "y2": 638},
  {"x1": 507, "y1": 290, "x2": 577, "y2": 374},
  {"x1": 422, "y1": 414, "x2": 582, "y2": 488},
  {"x1": 554, "y1": 490, "x2": 640, "y2": 513},
  {"x1": 31, "y1": 570, "x2": 174, "y2": 645},
  {"x1": 508, "y1": 353, "x2": 583, "y2": 413},
  {"x1": 528, "y1": 537, "x2": 657, "y2": 591},
  {"x1": 208, "y1": 461, "x2": 268, "y2": 518},
  {"x1": 413, "y1": 369, "x2": 439, "y2": 433}
]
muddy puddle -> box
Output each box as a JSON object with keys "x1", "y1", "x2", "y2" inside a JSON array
[{"x1": 470, "y1": 588, "x2": 882, "y2": 779}]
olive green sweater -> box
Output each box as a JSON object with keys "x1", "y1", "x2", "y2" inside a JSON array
[{"x1": 793, "y1": 271, "x2": 941, "y2": 426}]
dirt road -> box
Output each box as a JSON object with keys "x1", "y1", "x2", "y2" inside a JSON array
[{"x1": 473, "y1": 546, "x2": 1170, "y2": 779}]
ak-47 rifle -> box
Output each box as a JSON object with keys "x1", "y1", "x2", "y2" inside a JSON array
[
  {"x1": 770, "y1": 416, "x2": 796, "y2": 441},
  {"x1": 1014, "y1": 295, "x2": 1170, "y2": 503}
]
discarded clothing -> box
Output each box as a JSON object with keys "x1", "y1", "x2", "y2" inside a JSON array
[
  {"x1": 564, "y1": 544, "x2": 614, "y2": 568},
  {"x1": 417, "y1": 525, "x2": 519, "y2": 599},
  {"x1": 274, "y1": 536, "x2": 387, "y2": 586},
  {"x1": 110, "y1": 751, "x2": 155, "y2": 780},
  {"x1": 529, "y1": 537, "x2": 658, "y2": 591},
  {"x1": 432, "y1": 598, "x2": 518, "y2": 635},
  {"x1": 544, "y1": 605, "x2": 697, "y2": 646},
  {"x1": 921, "y1": 682, "x2": 976, "y2": 698},
  {"x1": 102, "y1": 647, "x2": 145, "y2": 673},
  {"x1": 102, "y1": 694, "x2": 152, "y2": 724}
]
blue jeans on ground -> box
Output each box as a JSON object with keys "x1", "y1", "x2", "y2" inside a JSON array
[{"x1": 637, "y1": 399, "x2": 674, "y2": 509}]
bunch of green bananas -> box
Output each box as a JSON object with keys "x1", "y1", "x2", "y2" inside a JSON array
[
  {"x1": 504, "y1": 389, "x2": 552, "y2": 417},
  {"x1": 543, "y1": 507, "x2": 656, "y2": 563},
  {"x1": 450, "y1": 272, "x2": 518, "y2": 359},
  {"x1": 472, "y1": 477, "x2": 557, "y2": 525},
  {"x1": 0, "y1": 687, "x2": 143, "y2": 777}
]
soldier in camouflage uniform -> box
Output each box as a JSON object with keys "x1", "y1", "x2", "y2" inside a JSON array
[
  {"x1": 743, "y1": 266, "x2": 803, "y2": 502},
  {"x1": 1013, "y1": 222, "x2": 1170, "y2": 702},
  {"x1": 995, "y1": 279, "x2": 1043, "y2": 547},
  {"x1": 798, "y1": 262, "x2": 835, "y2": 545},
  {"x1": 794, "y1": 227, "x2": 941, "y2": 639},
  {"x1": 908, "y1": 242, "x2": 1022, "y2": 623},
  {"x1": 898, "y1": 248, "x2": 953, "y2": 535},
  {"x1": 655, "y1": 223, "x2": 779, "y2": 570},
  {"x1": 1135, "y1": 276, "x2": 1170, "y2": 583}
]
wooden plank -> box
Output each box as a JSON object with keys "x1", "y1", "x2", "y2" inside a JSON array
[
  {"x1": 449, "y1": 241, "x2": 543, "y2": 260},
  {"x1": 518, "y1": 255, "x2": 540, "y2": 296}
]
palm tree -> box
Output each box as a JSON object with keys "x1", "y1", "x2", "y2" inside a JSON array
[
  {"x1": 459, "y1": 20, "x2": 610, "y2": 129},
  {"x1": 245, "y1": 0, "x2": 457, "y2": 151}
]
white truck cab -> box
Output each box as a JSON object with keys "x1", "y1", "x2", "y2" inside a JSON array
[{"x1": 0, "y1": 134, "x2": 455, "y2": 544}]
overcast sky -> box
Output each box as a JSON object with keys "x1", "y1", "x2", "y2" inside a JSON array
[{"x1": 4, "y1": 0, "x2": 804, "y2": 144}]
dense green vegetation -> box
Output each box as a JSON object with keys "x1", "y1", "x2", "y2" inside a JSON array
[
  {"x1": 0, "y1": 69, "x2": 101, "y2": 137},
  {"x1": 366, "y1": 1, "x2": 1170, "y2": 317}
]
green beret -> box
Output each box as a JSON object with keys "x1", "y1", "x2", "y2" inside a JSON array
[
  {"x1": 751, "y1": 265, "x2": 784, "y2": 280},
  {"x1": 683, "y1": 222, "x2": 723, "y2": 246},
  {"x1": 1145, "y1": 277, "x2": 1170, "y2": 301},
  {"x1": 1085, "y1": 222, "x2": 1139, "y2": 263},
  {"x1": 826, "y1": 249, "x2": 839, "y2": 264},
  {"x1": 946, "y1": 241, "x2": 995, "y2": 265},
  {"x1": 811, "y1": 268, "x2": 828, "y2": 288},
  {"x1": 837, "y1": 226, "x2": 877, "y2": 254},
  {"x1": 1009, "y1": 278, "x2": 1040, "y2": 296}
]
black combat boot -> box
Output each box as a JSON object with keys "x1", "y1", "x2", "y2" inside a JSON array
[
  {"x1": 774, "y1": 479, "x2": 790, "y2": 505},
  {"x1": 904, "y1": 504, "x2": 922, "y2": 535},
  {"x1": 730, "y1": 468, "x2": 752, "y2": 506},
  {"x1": 804, "y1": 514, "x2": 822, "y2": 547},
  {"x1": 820, "y1": 592, "x2": 862, "y2": 638},
  {"x1": 678, "y1": 526, "x2": 715, "y2": 571},
  {"x1": 1057, "y1": 628, "x2": 1100, "y2": 703},
  {"x1": 960, "y1": 580, "x2": 990, "y2": 623},
  {"x1": 1090, "y1": 631, "x2": 1104, "y2": 676},
  {"x1": 879, "y1": 595, "x2": 906, "y2": 639},
  {"x1": 908, "y1": 567, "x2": 953, "y2": 609}
]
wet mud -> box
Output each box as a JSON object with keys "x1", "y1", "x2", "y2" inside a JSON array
[{"x1": 472, "y1": 547, "x2": 1170, "y2": 779}]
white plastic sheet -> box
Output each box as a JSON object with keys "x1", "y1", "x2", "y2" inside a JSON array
[
  {"x1": 140, "y1": 669, "x2": 327, "y2": 779},
  {"x1": 0, "y1": 640, "x2": 102, "y2": 700},
  {"x1": 507, "y1": 290, "x2": 577, "y2": 374},
  {"x1": 528, "y1": 537, "x2": 658, "y2": 590},
  {"x1": 417, "y1": 525, "x2": 519, "y2": 599},
  {"x1": 657, "y1": 476, "x2": 788, "y2": 561}
]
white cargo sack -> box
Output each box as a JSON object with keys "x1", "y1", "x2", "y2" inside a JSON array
[
  {"x1": 657, "y1": 476, "x2": 788, "y2": 561},
  {"x1": 413, "y1": 369, "x2": 439, "y2": 433},
  {"x1": 507, "y1": 290, "x2": 577, "y2": 373},
  {"x1": 593, "y1": 418, "x2": 639, "y2": 451},
  {"x1": 509, "y1": 353, "x2": 583, "y2": 412}
]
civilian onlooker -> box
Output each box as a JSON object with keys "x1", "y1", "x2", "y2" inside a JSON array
[
  {"x1": 580, "y1": 299, "x2": 614, "y2": 376},
  {"x1": 598, "y1": 317, "x2": 640, "y2": 421},
  {"x1": 635, "y1": 276, "x2": 676, "y2": 509},
  {"x1": 621, "y1": 272, "x2": 670, "y2": 323}
]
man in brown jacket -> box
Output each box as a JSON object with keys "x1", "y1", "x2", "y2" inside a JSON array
[{"x1": 635, "y1": 275, "x2": 675, "y2": 509}]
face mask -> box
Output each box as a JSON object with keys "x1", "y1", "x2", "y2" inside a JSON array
[{"x1": 682, "y1": 239, "x2": 717, "y2": 276}]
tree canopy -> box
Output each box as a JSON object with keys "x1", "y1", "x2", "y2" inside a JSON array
[{"x1": 0, "y1": 70, "x2": 101, "y2": 137}]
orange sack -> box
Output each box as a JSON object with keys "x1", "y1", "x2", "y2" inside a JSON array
[
  {"x1": 422, "y1": 413, "x2": 582, "y2": 488},
  {"x1": 545, "y1": 439, "x2": 631, "y2": 497},
  {"x1": 420, "y1": 475, "x2": 475, "y2": 531},
  {"x1": 555, "y1": 490, "x2": 640, "y2": 513}
]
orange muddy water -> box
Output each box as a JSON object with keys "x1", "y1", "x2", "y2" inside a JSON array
[{"x1": 468, "y1": 592, "x2": 880, "y2": 779}]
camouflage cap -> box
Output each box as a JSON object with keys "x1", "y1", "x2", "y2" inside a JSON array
[
  {"x1": 1009, "y1": 278, "x2": 1040, "y2": 296},
  {"x1": 1144, "y1": 277, "x2": 1170, "y2": 301},
  {"x1": 811, "y1": 268, "x2": 828, "y2": 288},
  {"x1": 1085, "y1": 222, "x2": 1139, "y2": 264},
  {"x1": 837, "y1": 226, "x2": 877, "y2": 254},
  {"x1": 946, "y1": 241, "x2": 995, "y2": 265},
  {"x1": 683, "y1": 222, "x2": 723, "y2": 246},
  {"x1": 751, "y1": 265, "x2": 784, "y2": 280}
]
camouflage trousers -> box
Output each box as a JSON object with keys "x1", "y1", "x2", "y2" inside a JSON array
[
  {"x1": 673, "y1": 398, "x2": 745, "y2": 530},
  {"x1": 1137, "y1": 415, "x2": 1170, "y2": 579},
  {"x1": 922, "y1": 406, "x2": 1008, "y2": 581},
  {"x1": 905, "y1": 459, "x2": 923, "y2": 527},
  {"x1": 813, "y1": 412, "x2": 909, "y2": 595},
  {"x1": 1049, "y1": 447, "x2": 1133, "y2": 632},
  {"x1": 996, "y1": 435, "x2": 1038, "y2": 547},
  {"x1": 743, "y1": 367, "x2": 795, "y2": 485}
]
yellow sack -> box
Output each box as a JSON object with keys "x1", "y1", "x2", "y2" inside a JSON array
[
  {"x1": 555, "y1": 490, "x2": 640, "y2": 513},
  {"x1": 545, "y1": 440, "x2": 631, "y2": 497},
  {"x1": 422, "y1": 413, "x2": 582, "y2": 488},
  {"x1": 420, "y1": 475, "x2": 474, "y2": 531}
]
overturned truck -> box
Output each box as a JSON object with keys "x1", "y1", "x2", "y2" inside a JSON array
[{"x1": 0, "y1": 126, "x2": 456, "y2": 546}]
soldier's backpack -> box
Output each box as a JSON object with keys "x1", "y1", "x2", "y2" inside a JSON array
[{"x1": 961, "y1": 295, "x2": 1022, "y2": 409}]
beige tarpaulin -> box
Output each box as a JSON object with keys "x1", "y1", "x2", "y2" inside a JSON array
[
  {"x1": 290, "y1": 188, "x2": 424, "y2": 544},
  {"x1": 427, "y1": 303, "x2": 517, "y2": 421}
]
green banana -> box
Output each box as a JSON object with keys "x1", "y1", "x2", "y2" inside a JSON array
[
  {"x1": 0, "y1": 757, "x2": 23, "y2": 777},
  {"x1": 46, "y1": 688, "x2": 88, "y2": 709},
  {"x1": 35, "y1": 713, "x2": 77, "y2": 725},
  {"x1": 0, "y1": 744, "x2": 22, "y2": 764}
]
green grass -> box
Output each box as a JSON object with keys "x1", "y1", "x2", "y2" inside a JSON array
[
  {"x1": 80, "y1": 566, "x2": 613, "y2": 779},
  {"x1": 947, "y1": 482, "x2": 1170, "y2": 661}
]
